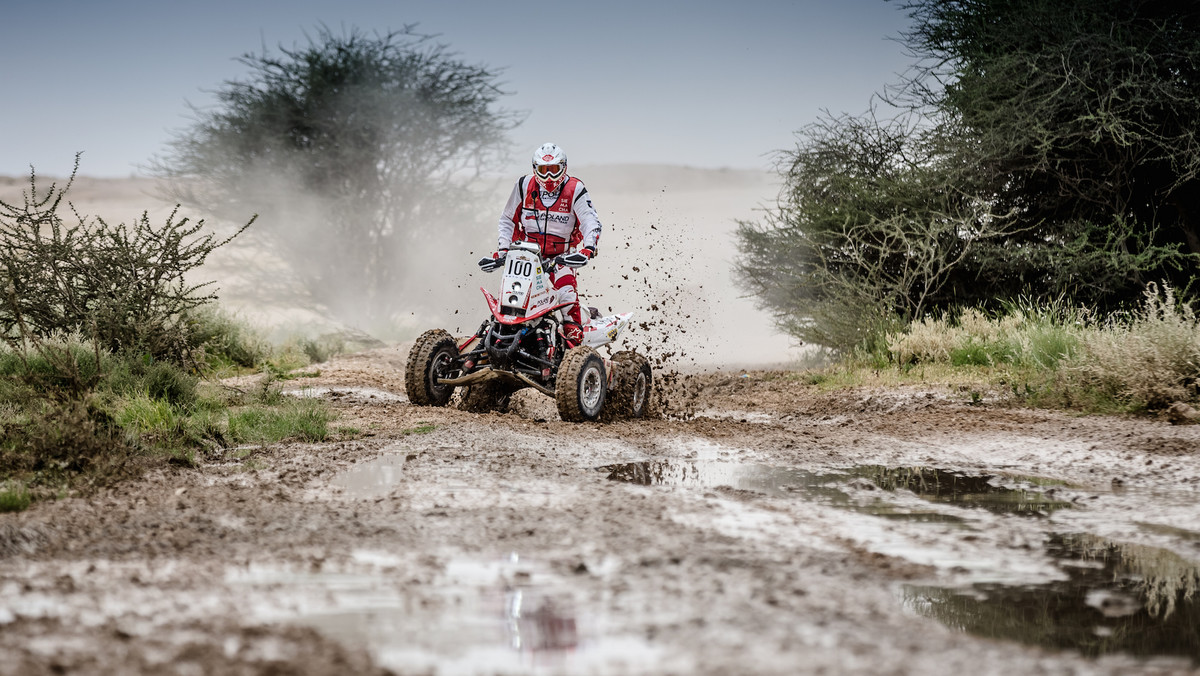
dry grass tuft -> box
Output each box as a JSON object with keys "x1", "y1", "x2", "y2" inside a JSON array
[
  {"x1": 880, "y1": 284, "x2": 1199, "y2": 412},
  {"x1": 1076, "y1": 283, "x2": 1200, "y2": 409}
]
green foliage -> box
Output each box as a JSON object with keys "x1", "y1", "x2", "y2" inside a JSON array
[
  {"x1": 105, "y1": 357, "x2": 199, "y2": 407},
  {"x1": 188, "y1": 306, "x2": 270, "y2": 370},
  {"x1": 299, "y1": 334, "x2": 344, "y2": 364},
  {"x1": 401, "y1": 423, "x2": 436, "y2": 435},
  {"x1": 0, "y1": 482, "x2": 31, "y2": 513},
  {"x1": 0, "y1": 334, "x2": 336, "y2": 503},
  {"x1": 738, "y1": 1, "x2": 1200, "y2": 349},
  {"x1": 735, "y1": 111, "x2": 982, "y2": 352},
  {"x1": 900, "y1": 0, "x2": 1200, "y2": 301},
  {"x1": 156, "y1": 25, "x2": 519, "y2": 326},
  {"x1": 3, "y1": 399, "x2": 128, "y2": 481},
  {"x1": 890, "y1": 301, "x2": 1086, "y2": 370},
  {"x1": 114, "y1": 391, "x2": 182, "y2": 437},
  {"x1": 0, "y1": 156, "x2": 252, "y2": 364},
  {"x1": 226, "y1": 398, "x2": 332, "y2": 444}
]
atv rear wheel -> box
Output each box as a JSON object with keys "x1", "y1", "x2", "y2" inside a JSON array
[
  {"x1": 610, "y1": 350, "x2": 652, "y2": 419},
  {"x1": 405, "y1": 329, "x2": 458, "y2": 407},
  {"x1": 459, "y1": 381, "x2": 515, "y2": 413},
  {"x1": 555, "y1": 346, "x2": 607, "y2": 422}
]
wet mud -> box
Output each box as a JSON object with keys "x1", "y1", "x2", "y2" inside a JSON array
[
  {"x1": 2, "y1": 347, "x2": 1200, "y2": 675},
  {"x1": 905, "y1": 533, "x2": 1200, "y2": 662}
]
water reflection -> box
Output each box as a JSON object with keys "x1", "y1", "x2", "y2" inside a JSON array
[
  {"x1": 599, "y1": 460, "x2": 1071, "y2": 517},
  {"x1": 331, "y1": 454, "x2": 407, "y2": 499},
  {"x1": 229, "y1": 554, "x2": 643, "y2": 674},
  {"x1": 853, "y1": 466, "x2": 1073, "y2": 516},
  {"x1": 506, "y1": 589, "x2": 578, "y2": 653},
  {"x1": 904, "y1": 533, "x2": 1200, "y2": 661}
]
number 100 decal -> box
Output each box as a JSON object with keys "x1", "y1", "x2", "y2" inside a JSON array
[{"x1": 507, "y1": 259, "x2": 534, "y2": 276}]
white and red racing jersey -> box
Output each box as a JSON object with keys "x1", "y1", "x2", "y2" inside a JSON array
[{"x1": 497, "y1": 175, "x2": 602, "y2": 257}]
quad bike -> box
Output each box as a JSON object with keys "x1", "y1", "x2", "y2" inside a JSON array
[{"x1": 404, "y1": 240, "x2": 652, "y2": 422}]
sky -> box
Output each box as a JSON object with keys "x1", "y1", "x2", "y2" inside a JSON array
[{"x1": 1, "y1": 0, "x2": 915, "y2": 178}]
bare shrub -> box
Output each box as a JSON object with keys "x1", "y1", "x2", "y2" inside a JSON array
[{"x1": 0, "y1": 155, "x2": 252, "y2": 364}]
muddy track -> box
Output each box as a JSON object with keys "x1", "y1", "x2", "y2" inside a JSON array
[{"x1": 2, "y1": 344, "x2": 1199, "y2": 675}]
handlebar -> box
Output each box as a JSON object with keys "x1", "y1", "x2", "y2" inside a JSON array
[
  {"x1": 478, "y1": 249, "x2": 589, "y2": 272},
  {"x1": 555, "y1": 252, "x2": 591, "y2": 269},
  {"x1": 477, "y1": 253, "x2": 505, "y2": 272}
]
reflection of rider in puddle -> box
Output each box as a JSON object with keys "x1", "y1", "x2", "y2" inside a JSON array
[
  {"x1": 490, "y1": 142, "x2": 603, "y2": 348},
  {"x1": 505, "y1": 589, "x2": 579, "y2": 653}
]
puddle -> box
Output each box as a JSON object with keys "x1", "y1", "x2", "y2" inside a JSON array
[
  {"x1": 331, "y1": 454, "x2": 408, "y2": 499},
  {"x1": 903, "y1": 533, "x2": 1200, "y2": 662},
  {"x1": 854, "y1": 466, "x2": 1074, "y2": 516},
  {"x1": 1137, "y1": 522, "x2": 1200, "y2": 542},
  {"x1": 598, "y1": 460, "x2": 1071, "y2": 518},
  {"x1": 229, "y1": 554, "x2": 659, "y2": 674}
]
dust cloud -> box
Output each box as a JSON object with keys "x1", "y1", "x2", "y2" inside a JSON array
[
  {"x1": 0, "y1": 164, "x2": 805, "y2": 368},
  {"x1": 448, "y1": 164, "x2": 806, "y2": 368}
]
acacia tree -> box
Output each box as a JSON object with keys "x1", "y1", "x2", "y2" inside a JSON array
[
  {"x1": 736, "y1": 111, "x2": 1021, "y2": 350},
  {"x1": 156, "y1": 25, "x2": 518, "y2": 326},
  {"x1": 737, "y1": 0, "x2": 1200, "y2": 352},
  {"x1": 898, "y1": 0, "x2": 1200, "y2": 299}
]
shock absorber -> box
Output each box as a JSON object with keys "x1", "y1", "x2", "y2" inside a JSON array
[{"x1": 538, "y1": 323, "x2": 556, "y2": 379}]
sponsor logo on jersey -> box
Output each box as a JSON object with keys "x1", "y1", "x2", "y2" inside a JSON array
[{"x1": 523, "y1": 210, "x2": 572, "y2": 225}]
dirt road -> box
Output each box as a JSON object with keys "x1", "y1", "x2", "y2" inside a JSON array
[{"x1": 3, "y1": 345, "x2": 1200, "y2": 675}]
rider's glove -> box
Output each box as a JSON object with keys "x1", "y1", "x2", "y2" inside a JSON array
[
  {"x1": 477, "y1": 248, "x2": 507, "y2": 272},
  {"x1": 557, "y1": 250, "x2": 591, "y2": 268}
]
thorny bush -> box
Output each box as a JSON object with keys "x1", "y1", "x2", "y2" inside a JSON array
[{"x1": 0, "y1": 155, "x2": 253, "y2": 364}]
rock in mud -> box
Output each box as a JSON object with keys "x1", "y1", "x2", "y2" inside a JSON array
[{"x1": 1166, "y1": 401, "x2": 1200, "y2": 425}]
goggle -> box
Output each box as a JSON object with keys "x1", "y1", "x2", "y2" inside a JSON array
[{"x1": 535, "y1": 163, "x2": 564, "y2": 178}]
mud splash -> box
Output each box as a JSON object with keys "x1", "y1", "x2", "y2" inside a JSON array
[{"x1": 903, "y1": 533, "x2": 1200, "y2": 662}]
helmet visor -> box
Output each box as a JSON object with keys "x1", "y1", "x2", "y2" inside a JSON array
[{"x1": 534, "y1": 163, "x2": 564, "y2": 179}]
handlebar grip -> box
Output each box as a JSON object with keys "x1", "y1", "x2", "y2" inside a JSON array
[{"x1": 477, "y1": 255, "x2": 505, "y2": 272}]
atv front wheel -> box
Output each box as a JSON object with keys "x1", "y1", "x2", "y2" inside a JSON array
[
  {"x1": 555, "y1": 346, "x2": 607, "y2": 422},
  {"x1": 405, "y1": 329, "x2": 458, "y2": 406},
  {"x1": 610, "y1": 350, "x2": 652, "y2": 419}
]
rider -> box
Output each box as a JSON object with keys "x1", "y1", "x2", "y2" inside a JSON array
[{"x1": 490, "y1": 142, "x2": 602, "y2": 347}]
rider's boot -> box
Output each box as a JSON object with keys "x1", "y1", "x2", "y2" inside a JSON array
[
  {"x1": 563, "y1": 302, "x2": 585, "y2": 348},
  {"x1": 564, "y1": 321, "x2": 583, "y2": 348}
]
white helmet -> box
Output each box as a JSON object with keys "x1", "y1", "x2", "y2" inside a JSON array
[{"x1": 532, "y1": 142, "x2": 568, "y2": 192}]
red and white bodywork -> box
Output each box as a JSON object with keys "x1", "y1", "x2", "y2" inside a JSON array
[
  {"x1": 473, "y1": 240, "x2": 632, "y2": 353},
  {"x1": 407, "y1": 236, "x2": 651, "y2": 423}
]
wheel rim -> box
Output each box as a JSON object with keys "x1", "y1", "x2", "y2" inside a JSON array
[
  {"x1": 631, "y1": 370, "x2": 648, "y2": 413},
  {"x1": 430, "y1": 350, "x2": 454, "y2": 394},
  {"x1": 581, "y1": 363, "x2": 603, "y2": 413}
]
